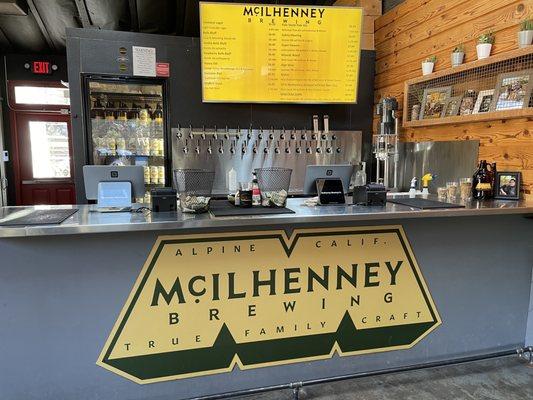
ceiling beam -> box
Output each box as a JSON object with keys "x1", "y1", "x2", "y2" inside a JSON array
[
  {"x1": 128, "y1": 0, "x2": 139, "y2": 32},
  {"x1": 0, "y1": 24, "x2": 12, "y2": 52},
  {"x1": 74, "y1": 0, "x2": 93, "y2": 28},
  {"x1": 26, "y1": 0, "x2": 55, "y2": 51}
]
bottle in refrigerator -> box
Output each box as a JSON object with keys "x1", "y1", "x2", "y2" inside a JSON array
[
  {"x1": 158, "y1": 166, "x2": 165, "y2": 185},
  {"x1": 150, "y1": 166, "x2": 159, "y2": 185},
  {"x1": 105, "y1": 100, "x2": 115, "y2": 120},
  {"x1": 154, "y1": 103, "x2": 163, "y2": 124},
  {"x1": 117, "y1": 102, "x2": 128, "y2": 121},
  {"x1": 143, "y1": 166, "x2": 150, "y2": 184}
]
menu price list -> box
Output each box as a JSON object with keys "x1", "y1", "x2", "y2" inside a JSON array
[{"x1": 200, "y1": 4, "x2": 363, "y2": 103}]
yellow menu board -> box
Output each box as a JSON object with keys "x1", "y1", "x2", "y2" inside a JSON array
[{"x1": 200, "y1": 3, "x2": 363, "y2": 104}]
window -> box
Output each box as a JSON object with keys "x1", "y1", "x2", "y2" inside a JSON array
[
  {"x1": 14, "y1": 86, "x2": 70, "y2": 105},
  {"x1": 29, "y1": 121, "x2": 71, "y2": 178}
]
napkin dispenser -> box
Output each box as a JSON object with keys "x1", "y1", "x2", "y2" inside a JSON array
[{"x1": 352, "y1": 184, "x2": 387, "y2": 206}]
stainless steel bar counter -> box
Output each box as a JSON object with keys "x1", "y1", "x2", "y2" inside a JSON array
[
  {"x1": 0, "y1": 197, "x2": 532, "y2": 237},
  {"x1": 1, "y1": 197, "x2": 532, "y2": 400}
]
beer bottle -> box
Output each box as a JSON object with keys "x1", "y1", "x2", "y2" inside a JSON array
[{"x1": 472, "y1": 160, "x2": 492, "y2": 200}]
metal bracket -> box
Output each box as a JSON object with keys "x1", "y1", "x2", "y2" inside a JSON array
[
  {"x1": 290, "y1": 382, "x2": 303, "y2": 400},
  {"x1": 517, "y1": 346, "x2": 533, "y2": 365}
]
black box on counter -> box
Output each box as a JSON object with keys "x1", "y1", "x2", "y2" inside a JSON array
[
  {"x1": 150, "y1": 188, "x2": 177, "y2": 212},
  {"x1": 352, "y1": 184, "x2": 387, "y2": 206}
]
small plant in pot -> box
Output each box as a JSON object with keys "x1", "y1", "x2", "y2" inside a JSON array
[
  {"x1": 476, "y1": 31, "x2": 494, "y2": 60},
  {"x1": 421, "y1": 55, "x2": 437, "y2": 75},
  {"x1": 518, "y1": 17, "x2": 533, "y2": 49},
  {"x1": 451, "y1": 44, "x2": 465, "y2": 67}
]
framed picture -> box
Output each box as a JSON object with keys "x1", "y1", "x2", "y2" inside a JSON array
[
  {"x1": 494, "y1": 172, "x2": 521, "y2": 200},
  {"x1": 473, "y1": 89, "x2": 494, "y2": 114},
  {"x1": 441, "y1": 96, "x2": 462, "y2": 117},
  {"x1": 458, "y1": 91, "x2": 477, "y2": 115},
  {"x1": 419, "y1": 86, "x2": 452, "y2": 119},
  {"x1": 491, "y1": 70, "x2": 533, "y2": 111}
]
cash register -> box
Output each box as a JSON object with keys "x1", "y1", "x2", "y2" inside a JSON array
[{"x1": 83, "y1": 165, "x2": 145, "y2": 212}]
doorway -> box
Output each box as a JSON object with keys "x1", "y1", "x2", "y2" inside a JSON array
[{"x1": 8, "y1": 81, "x2": 75, "y2": 205}]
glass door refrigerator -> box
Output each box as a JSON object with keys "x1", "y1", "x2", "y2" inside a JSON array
[{"x1": 83, "y1": 76, "x2": 169, "y2": 203}]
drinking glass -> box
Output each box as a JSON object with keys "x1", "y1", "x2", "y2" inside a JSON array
[
  {"x1": 437, "y1": 187, "x2": 447, "y2": 200},
  {"x1": 460, "y1": 178, "x2": 473, "y2": 201},
  {"x1": 446, "y1": 181, "x2": 458, "y2": 200}
]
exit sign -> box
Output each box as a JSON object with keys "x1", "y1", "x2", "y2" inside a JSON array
[{"x1": 32, "y1": 61, "x2": 52, "y2": 75}]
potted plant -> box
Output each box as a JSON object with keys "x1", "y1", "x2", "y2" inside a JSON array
[
  {"x1": 476, "y1": 31, "x2": 494, "y2": 59},
  {"x1": 451, "y1": 44, "x2": 465, "y2": 67},
  {"x1": 518, "y1": 17, "x2": 533, "y2": 48},
  {"x1": 421, "y1": 55, "x2": 437, "y2": 75}
]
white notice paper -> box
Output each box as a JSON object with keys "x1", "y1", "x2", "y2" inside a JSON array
[{"x1": 132, "y1": 46, "x2": 156, "y2": 77}]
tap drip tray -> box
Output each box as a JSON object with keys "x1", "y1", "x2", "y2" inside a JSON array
[{"x1": 388, "y1": 197, "x2": 465, "y2": 210}]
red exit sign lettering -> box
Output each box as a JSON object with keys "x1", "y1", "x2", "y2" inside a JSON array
[{"x1": 32, "y1": 61, "x2": 52, "y2": 75}]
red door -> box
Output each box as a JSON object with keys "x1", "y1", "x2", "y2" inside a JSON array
[{"x1": 12, "y1": 112, "x2": 75, "y2": 205}]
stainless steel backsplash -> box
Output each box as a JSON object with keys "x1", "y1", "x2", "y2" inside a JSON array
[
  {"x1": 172, "y1": 127, "x2": 362, "y2": 195},
  {"x1": 394, "y1": 140, "x2": 480, "y2": 192}
]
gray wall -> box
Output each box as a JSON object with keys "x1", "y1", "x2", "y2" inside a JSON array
[{"x1": 1, "y1": 214, "x2": 532, "y2": 399}]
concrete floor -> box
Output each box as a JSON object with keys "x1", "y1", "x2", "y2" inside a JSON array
[{"x1": 236, "y1": 356, "x2": 533, "y2": 400}]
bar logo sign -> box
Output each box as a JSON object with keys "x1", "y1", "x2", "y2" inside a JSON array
[{"x1": 97, "y1": 226, "x2": 441, "y2": 384}]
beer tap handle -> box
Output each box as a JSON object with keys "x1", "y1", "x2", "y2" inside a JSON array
[
  {"x1": 313, "y1": 114, "x2": 319, "y2": 134},
  {"x1": 323, "y1": 115, "x2": 329, "y2": 134}
]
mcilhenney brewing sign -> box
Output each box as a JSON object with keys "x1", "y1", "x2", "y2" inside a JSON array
[{"x1": 98, "y1": 226, "x2": 441, "y2": 383}]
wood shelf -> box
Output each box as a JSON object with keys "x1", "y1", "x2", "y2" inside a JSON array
[
  {"x1": 404, "y1": 108, "x2": 533, "y2": 128},
  {"x1": 403, "y1": 47, "x2": 533, "y2": 128}
]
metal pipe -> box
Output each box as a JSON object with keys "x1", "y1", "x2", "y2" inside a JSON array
[
  {"x1": 392, "y1": 110, "x2": 400, "y2": 190},
  {"x1": 186, "y1": 350, "x2": 516, "y2": 400}
]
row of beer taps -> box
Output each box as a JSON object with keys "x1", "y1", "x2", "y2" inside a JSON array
[{"x1": 176, "y1": 115, "x2": 343, "y2": 156}]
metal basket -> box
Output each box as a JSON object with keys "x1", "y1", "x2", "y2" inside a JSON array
[
  {"x1": 255, "y1": 167, "x2": 292, "y2": 192},
  {"x1": 173, "y1": 169, "x2": 215, "y2": 213},
  {"x1": 254, "y1": 167, "x2": 292, "y2": 207}
]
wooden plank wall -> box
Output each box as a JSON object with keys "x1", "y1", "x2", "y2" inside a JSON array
[
  {"x1": 334, "y1": 0, "x2": 382, "y2": 50},
  {"x1": 374, "y1": 0, "x2": 533, "y2": 199}
]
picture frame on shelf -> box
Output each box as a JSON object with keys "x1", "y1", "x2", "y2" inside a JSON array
[
  {"x1": 473, "y1": 89, "x2": 495, "y2": 114},
  {"x1": 441, "y1": 96, "x2": 462, "y2": 117},
  {"x1": 419, "y1": 86, "x2": 452, "y2": 119},
  {"x1": 494, "y1": 171, "x2": 521, "y2": 200},
  {"x1": 458, "y1": 90, "x2": 477, "y2": 115},
  {"x1": 491, "y1": 70, "x2": 533, "y2": 111}
]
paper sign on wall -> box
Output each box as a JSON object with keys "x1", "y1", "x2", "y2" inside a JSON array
[
  {"x1": 97, "y1": 226, "x2": 441, "y2": 384},
  {"x1": 132, "y1": 46, "x2": 156, "y2": 77}
]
